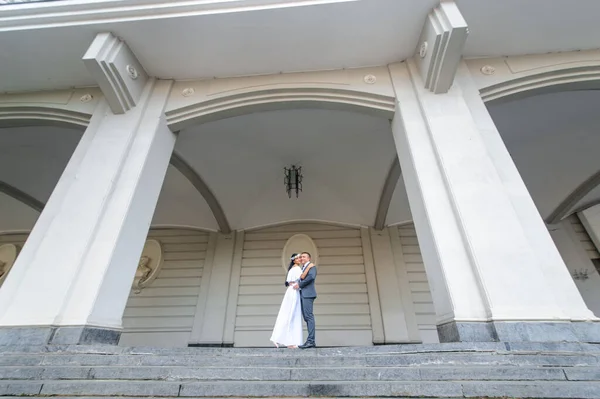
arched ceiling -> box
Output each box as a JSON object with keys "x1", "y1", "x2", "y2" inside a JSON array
[
  {"x1": 488, "y1": 90, "x2": 600, "y2": 222},
  {"x1": 0, "y1": 125, "x2": 219, "y2": 232},
  {"x1": 176, "y1": 108, "x2": 400, "y2": 230},
  {"x1": 0, "y1": 109, "x2": 407, "y2": 233},
  {"x1": 5, "y1": 89, "x2": 598, "y2": 233}
]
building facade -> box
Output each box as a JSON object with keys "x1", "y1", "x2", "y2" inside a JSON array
[{"x1": 1, "y1": 0, "x2": 600, "y2": 348}]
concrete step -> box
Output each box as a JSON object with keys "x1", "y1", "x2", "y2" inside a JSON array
[
  {"x1": 1, "y1": 353, "x2": 598, "y2": 368},
  {"x1": 1, "y1": 344, "x2": 600, "y2": 398},
  {"x1": 1, "y1": 341, "x2": 599, "y2": 355},
  {"x1": 1, "y1": 365, "x2": 594, "y2": 381},
  {"x1": 1, "y1": 380, "x2": 600, "y2": 398}
]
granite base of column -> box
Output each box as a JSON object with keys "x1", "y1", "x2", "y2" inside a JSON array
[
  {"x1": 438, "y1": 321, "x2": 600, "y2": 343},
  {"x1": 0, "y1": 326, "x2": 121, "y2": 346}
]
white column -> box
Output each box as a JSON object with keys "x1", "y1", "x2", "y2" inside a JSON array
[
  {"x1": 365, "y1": 228, "x2": 416, "y2": 343},
  {"x1": 389, "y1": 60, "x2": 598, "y2": 342},
  {"x1": 189, "y1": 232, "x2": 236, "y2": 346},
  {"x1": 0, "y1": 79, "x2": 175, "y2": 345}
]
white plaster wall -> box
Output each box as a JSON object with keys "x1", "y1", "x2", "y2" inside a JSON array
[
  {"x1": 150, "y1": 166, "x2": 219, "y2": 231},
  {"x1": 0, "y1": 193, "x2": 39, "y2": 233}
]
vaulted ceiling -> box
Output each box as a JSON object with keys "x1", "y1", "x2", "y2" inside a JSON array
[{"x1": 2, "y1": 89, "x2": 600, "y2": 233}]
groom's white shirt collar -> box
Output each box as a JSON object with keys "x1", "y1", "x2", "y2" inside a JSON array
[{"x1": 302, "y1": 261, "x2": 310, "y2": 270}]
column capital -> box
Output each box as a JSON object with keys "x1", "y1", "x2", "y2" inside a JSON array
[
  {"x1": 83, "y1": 32, "x2": 149, "y2": 114},
  {"x1": 415, "y1": 1, "x2": 468, "y2": 94}
]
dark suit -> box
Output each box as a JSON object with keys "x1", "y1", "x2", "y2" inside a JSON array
[{"x1": 298, "y1": 263, "x2": 317, "y2": 345}]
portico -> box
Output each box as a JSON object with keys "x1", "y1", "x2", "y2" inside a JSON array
[{"x1": 0, "y1": 0, "x2": 600, "y2": 348}]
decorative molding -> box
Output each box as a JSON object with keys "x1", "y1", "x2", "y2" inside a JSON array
[
  {"x1": 0, "y1": 243, "x2": 18, "y2": 287},
  {"x1": 0, "y1": 0, "x2": 358, "y2": 31},
  {"x1": 466, "y1": 51, "x2": 600, "y2": 103},
  {"x1": 414, "y1": 1, "x2": 468, "y2": 94},
  {"x1": 82, "y1": 32, "x2": 149, "y2": 114},
  {"x1": 282, "y1": 234, "x2": 318, "y2": 271},
  {"x1": 132, "y1": 239, "x2": 163, "y2": 294},
  {"x1": 359, "y1": 227, "x2": 385, "y2": 344},
  {"x1": 374, "y1": 157, "x2": 401, "y2": 230},
  {"x1": 363, "y1": 74, "x2": 377, "y2": 84},
  {"x1": 181, "y1": 88, "x2": 195, "y2": 97},
  {"x1": 221, "y1": 230, "x2": 245, "y2": 345},
  {"x1": 481, "y1": 65, "x2": 600, "y2": 103},
  {"x1": 480, "y1": 65, "x2": 495, "y2": 75},
  {"x1": 546, "y1": 169, "x2": 600, "y2": 224},
  {"x1": 79, "y1": 94, "x2": 94, "y2": 103},
  {"x1": 0, "y1": 180, "x2": 44, "y2": 212},
  {"x1": 0, "y1": 106, "x2": 91, "y2": 128},
  {"x1": 166, "y1": 87, "x2": 395, "y2": 131},
  {"x1": 170, "y1": 151, "x2": 231, "y2": 234}
]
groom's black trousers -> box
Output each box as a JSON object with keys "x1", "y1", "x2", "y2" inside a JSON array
[{"x1": 300, "y1": 296, "x2": 316, "y2": 345}]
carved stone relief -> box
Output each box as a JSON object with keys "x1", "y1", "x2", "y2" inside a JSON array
[
  {"x1": 133, "y1": 239, "x2": 163, "y2": 294},
  {"x1": 0, "y1": 244, "x2": 18, "y2": 287}
]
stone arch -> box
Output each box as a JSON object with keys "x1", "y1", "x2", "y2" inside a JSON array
[
  {"x1": 546, "y1": 170, "x2": 600, "y2": 224},
  {"x1": 0, "y1": 100, "x2": 230, "y2": 233},
  {"x1": 470, "y1": 52, "x2": 600, "y2": 223},
  {"x1": 165, "y1": 85, "x2": 396, "y2": 131},
  {"x1": 165, "y1": 76, "x2": 397, "y2": 229},
  {"x1": 471, "y1": 51, "x2": 600, "y2": 105}
]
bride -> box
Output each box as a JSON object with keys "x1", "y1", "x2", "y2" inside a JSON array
[{"x1": 270, "y1": 253, "x2": 304, "y2": 348}]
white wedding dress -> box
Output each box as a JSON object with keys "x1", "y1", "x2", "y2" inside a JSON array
[{"x1": 270, "y1": 265, "x2": 303, "y2": 346}]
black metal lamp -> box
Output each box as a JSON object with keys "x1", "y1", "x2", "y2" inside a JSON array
[{"x1": 284, "y1": 165, "x2": 303, "y2": 198}]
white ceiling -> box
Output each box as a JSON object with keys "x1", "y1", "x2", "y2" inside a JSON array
[
  {"x1": 2, "y1": 0, "x2": 600, "y2": 93},
  {"x1": 175, "y1": 108, "x2": 399, "y2": 230},
  {"x1": 488, "y1": 89, "x2": 600, "y2": 221},
  {"x1": 457, "y1": 0, "x2": 600, "y2": 58},
  {"x1": 0, "y1": 108, "x2": 404, "y2": 232}
]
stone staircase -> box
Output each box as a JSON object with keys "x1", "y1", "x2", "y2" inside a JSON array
[{"x1": 1, "y1": 342, "x2": 600, "y2": 398}]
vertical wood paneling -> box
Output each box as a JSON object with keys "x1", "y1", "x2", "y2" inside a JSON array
[
  {"x1": 121, "y1": 228, "x2": 209, "y2": 347},
  {"x1": 0, "y1": 229, "x2": 209, "y2": 347},
  {"x1": 397, "y1": 223, "x2": 439, "y2": 343},
  {"x1": 570, "y1": 215, "x2": 600, "y2": 260},
  {"x1": 234, "y1": 223, "x2": 373, "y2": 347}
]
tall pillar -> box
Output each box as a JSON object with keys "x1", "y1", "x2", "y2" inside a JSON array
[
  {"x1": 0, "y1": 79, "x2": 175, "y2": 345},
  {"x1": 389, "y1": 60, "x2": 599, "y2": 342}
]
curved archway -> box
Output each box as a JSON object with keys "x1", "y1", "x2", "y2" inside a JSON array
[
  {"x1": 0, "y1": 106, "x2": 91, "y2": 129},
  {"x1": 546, "y1": 170, "x2": 600, "y2": 224},
  {"x1": 476, "y1": 56, "x2": 600, "y2": 105},
  {"x1": 0, "y1": 107, "x2": 230, "y2": 233},
  {"x1": 166, "y1": 87, "x2": 396, "y2": 131},
  {"x1": 476, "y1": 56, "x2": 600, "y2": 224}
]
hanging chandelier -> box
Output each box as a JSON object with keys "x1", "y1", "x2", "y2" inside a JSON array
[{"x1": 284, "y1": 165, "x2": 303, "y2": 198}]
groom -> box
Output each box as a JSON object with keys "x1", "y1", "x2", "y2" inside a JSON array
[{"x1": 292, "y1": 252, "x2": 317, "y2": 349}]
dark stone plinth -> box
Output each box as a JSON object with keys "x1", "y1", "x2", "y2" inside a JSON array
[
  {"x1": 0, "y1": 326, "x2": 120, "y2": 346},
  {"x1": 438, "y1": 320, "x2": 600, "y2": 343}
]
